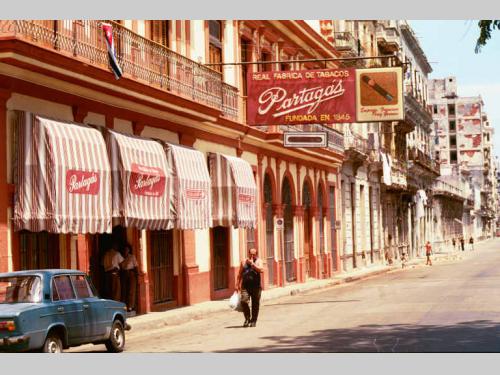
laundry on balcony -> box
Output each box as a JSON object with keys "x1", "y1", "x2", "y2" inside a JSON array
[{"x1": 380, "y1": 151, "x2": 392, "y2": 186}]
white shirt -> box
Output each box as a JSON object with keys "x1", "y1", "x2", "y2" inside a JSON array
[
  {"x1": 102, "y1": 249, "x2": 124, "y2": 272},
  {"x1": 121, "y1": 254, "x2": 138, "y2": 270}
]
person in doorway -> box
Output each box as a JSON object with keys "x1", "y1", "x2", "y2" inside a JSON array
[
  {"x1": 120, "y1": 243, "x2": 138, "y2": 312},
  {"x1": 102, "y1": 242, "x2": 124, "y2": 301},
  {"x1": 469, "y1": 236, "x2": 474, "y2": 251},
  {"x1": 460, "y1": 237, "x2": 465, "y2": 252},
  {"x1": 425, "y1": 241, "x2": 433, "y2": 266},
  {"x1": 236, "y1": 248, "x2": 264, "y2": 328}
]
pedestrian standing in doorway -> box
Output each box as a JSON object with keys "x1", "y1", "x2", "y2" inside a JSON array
[
  {"x1": 425, "y1": 241, "x2": 433, "y2": 266},
  {"x1": 460, "y1": 237, "x2": 465, "y2": 252},
  {"x1": 121, "y1": 243, "x2": 139, "y2": 312},
  {"x1": 102, "y1": 242, "x2": 124, "y2": 301},
  {"x1": 469, "y1": 236, "x2": 474, "y2": 251},
  {"x1": 236, "y1": 248, "x2": 264, "y2": 327}
]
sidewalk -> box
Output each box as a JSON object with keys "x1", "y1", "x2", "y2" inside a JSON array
[{"x1": 127, "y1": 258, "x2": 436, "y2": 332}]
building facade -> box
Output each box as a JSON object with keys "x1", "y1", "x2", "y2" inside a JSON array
[{"x1": 0, "y1": 20, "x2": 345, "y2": 316}]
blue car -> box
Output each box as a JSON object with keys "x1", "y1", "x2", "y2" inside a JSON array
[{"x1": 0, "y1": 269, "x2": 131, "y2": 353}]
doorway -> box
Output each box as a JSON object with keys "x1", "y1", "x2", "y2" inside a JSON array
[
  {"x1": 282, "y1": 178, "x2": 295, "y2": 282},
  {"x1": 212, "y1": 226, "x2": 229, "y2": 291}
]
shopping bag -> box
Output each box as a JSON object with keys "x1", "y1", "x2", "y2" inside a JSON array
[{"x1": 229, "y1": 291, "x2": 242, "y2": 312}]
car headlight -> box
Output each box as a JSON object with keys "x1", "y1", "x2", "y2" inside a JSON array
[{"x1": 0, "y1": 320, "x2": 16, "y2": 332}]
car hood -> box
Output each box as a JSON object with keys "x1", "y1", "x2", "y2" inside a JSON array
[{"x1": 0, "y1": 303, "x2": 40, "y2": 318}]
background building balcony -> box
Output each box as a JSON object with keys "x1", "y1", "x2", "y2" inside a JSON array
[
  {"x1": 433, "y1": 178, "x2": 467, "y2": 201},
  {"x1": 344, "y1": 132, "x2": 369, "y2": 163},
  {"x1": 408, "y1": 147, "x2": 440, "y2": 176},
  {"x1": 376, "y1": 23, "x2": 401, "y2": 53},
  {"x1": 0, "y1": 20, "x2": 239, "y2": 120}
]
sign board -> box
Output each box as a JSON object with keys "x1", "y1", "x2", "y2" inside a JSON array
[
  {"x1": 247, "y1": 67, "x2": 404, "y2": 125},
  {"x1": 284, "y1": 131, "x2": 328, "y2": 148},
  {"x1": 247, "y1": 68, "x2": 356, "y2": 125},
  {"x1": 355, "y1": 67, "x2": 404, "y2": 122},
  {"x1": 275, "y1": 217, "x2": 284, "y2": 230}
]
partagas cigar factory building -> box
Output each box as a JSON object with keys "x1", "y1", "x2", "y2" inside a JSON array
[{"x1": 0, "y1": 20, "x2": 344, "y2": 314}]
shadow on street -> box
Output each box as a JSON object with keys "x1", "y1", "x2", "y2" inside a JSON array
[{"x1": 217, "y1": 320, "x2": 500, "y2": 352}]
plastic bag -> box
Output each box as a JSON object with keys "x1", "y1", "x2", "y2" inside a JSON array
[{"x1": 229, "y1": 291, "x2": 242, "y2": 312}]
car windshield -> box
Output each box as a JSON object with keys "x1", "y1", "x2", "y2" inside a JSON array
[{"x1": 0, "y1": 276, "x2": 42, "y2": 304}]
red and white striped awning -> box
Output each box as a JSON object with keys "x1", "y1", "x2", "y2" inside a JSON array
[
  {"x1": 209, "y1": 153, "x2": 257, "y2": 229},
  {"x1": 164, "y1": 144, "x2": 212, "y2": 229},
  {"x1": 14, "y1": 112, "x2": 112, "y2": 234},
  {"x1": 106, "y1": 129, "x2": 174, "y2": 230}
]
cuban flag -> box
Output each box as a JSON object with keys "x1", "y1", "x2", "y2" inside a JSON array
[{"x1": 102, "y1": 23, "x2": 123, "y2": 80}]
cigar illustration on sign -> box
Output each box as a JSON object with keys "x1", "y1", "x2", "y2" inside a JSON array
[
  {"x1": 359, "y1": 71, "x2": 398, "y2": 106},
  {"x1": 361, "y1": 74, "x2": 394, "y2": 102}
]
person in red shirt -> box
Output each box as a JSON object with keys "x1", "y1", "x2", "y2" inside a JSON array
[{"x1": 425, "y1": 241, "x2": 432, "y2": 266}]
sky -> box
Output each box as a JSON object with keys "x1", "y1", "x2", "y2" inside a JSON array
[{"x1": 410, "y1": 20, "x2": 500, "y2": 160}]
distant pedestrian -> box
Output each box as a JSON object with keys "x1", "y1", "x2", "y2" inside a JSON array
[
  {"x1": 452, "y1": 238, "x2": 456, "y2": 251},
  {"x1": 236, "y1": 248, "x2": 264, "y2": 327},
  {"x1": 425, "y1": 241, "x2": 432, "y2": 266},
  {"x1": 469, "y1": 237, "x2": 474, "y2": 251},
  {"x1": 401, "y1": 252, "x2": 408, "y2": 268},
  {"x1": 460, "y1": 237, "x2": 465, "y2": 252}
]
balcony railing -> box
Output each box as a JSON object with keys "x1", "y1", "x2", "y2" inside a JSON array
[
  {"x1": 333, "y1": 32, "x2": 358, "y2": 53},
  {"x1": 433, "y1": 179, "x2": 467, "y2": 200},
  {"x1": 345, "y1": 133, "x2": 370, "y2": 155},
  {"x1": 0, "y1": 20, "x2": 239, "y2": 120},
  {"x1": 408, "y1": 147, "x2": 440, "y2": 175}
]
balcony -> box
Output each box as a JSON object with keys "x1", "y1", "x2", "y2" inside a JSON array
[
  {"x1": 332, "y1": 32, "x2": 358, "y2": 54},
  {"x1": 344, "y1": 133, "x2": 369, "y2": 164},
  {"x1": 433, "y1": 179, "x2": 466, "y2": 201},
  {"x1": 408, "y1": 147, "x2": 440, "y2": 176},
  {"x1": 376, "y1": 24, "x2": 400, "y2": 53},
  {"x1": 401, "y1": 85, "x2": 433, "y2": 134},
  {"x1": 0, "y1": 20, "x2": 239, "y2": 120},
  {"x1": 278, "y1": 124, "x2": 344, "y2": 155}
]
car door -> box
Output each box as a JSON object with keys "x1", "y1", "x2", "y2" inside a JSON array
[
  {"x1": 70, "y1": 274, "x2": 107, "y2": 340},
  {"x1": 51, "y1": 275, "x2": 85, "y2": 345}
]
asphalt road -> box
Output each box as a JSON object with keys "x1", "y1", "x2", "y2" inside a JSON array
[{"x1": 71, "y1": 238, "x2": 500, "y2": 352}]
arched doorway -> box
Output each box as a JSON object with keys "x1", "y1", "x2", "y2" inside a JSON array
[
  {"x1": 282, "y1": 177, "x2": 295, "y2": 282},
  {"x1": 264, "y1": 174, "x2": 275, "y2": 285},
  {"x1": 302, "y1": 181, "x2": 313, "y2": 279}
]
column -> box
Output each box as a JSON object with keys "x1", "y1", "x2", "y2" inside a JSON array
[{"x1": 0, "y1": 89, "x2": 11, "y2": 272}]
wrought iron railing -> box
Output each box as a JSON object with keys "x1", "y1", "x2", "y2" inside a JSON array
[
  {"x1": 0, "y1": 20, "x2": 239, "y2": 120},
  {"x1": 408, "y1": 147, "x2": 440, "y2": 174},
  {"x1": 333, "y1": 32, "x2": 358, "y2": 52},
  {"x1": 345, "y1": 133, "x2": 369, "y2": 155}
]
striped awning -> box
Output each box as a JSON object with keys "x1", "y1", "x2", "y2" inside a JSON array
[
  {"x1": 209, "y1": 153, "x2": 257, "y2": 229},
  {"x1": 14, "y1": 112, "x2": 112, "y2": 234},
  {"x1": 106, "y1": 129, "x2": 174, "y2": 230},
  {"x1": 164, "y1": 144, "x2": 212, "y2": 229}
]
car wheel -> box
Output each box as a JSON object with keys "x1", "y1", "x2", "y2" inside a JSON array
[
  {"x1": 105, "y1": 320, "x2": 125, "y2": 353},
  {"x1": 43, "y1": 332, "x2": 63, "y2": 353}
]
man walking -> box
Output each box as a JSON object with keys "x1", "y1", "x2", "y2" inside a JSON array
[
  {"x1": 236, "y1": 248, "x2": 264, "y2": 327},
  {"x1": 469, "y1": 236, "x2": 474, "y2": 251},
  {"x1": 102, "y1": 242, "x2": 124, "y2": 301},
  {"x1": 460, "y1": 237, "x2": 465, "y2": 252}
]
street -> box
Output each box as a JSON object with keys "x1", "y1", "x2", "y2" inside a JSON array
[{"x1": 70, "y1": 238, "x2": 500, "y2": 353}]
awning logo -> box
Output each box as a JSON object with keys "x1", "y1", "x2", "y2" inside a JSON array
[{"x1": 66, "y1": 170, "x2": 100, "y2": 195}]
